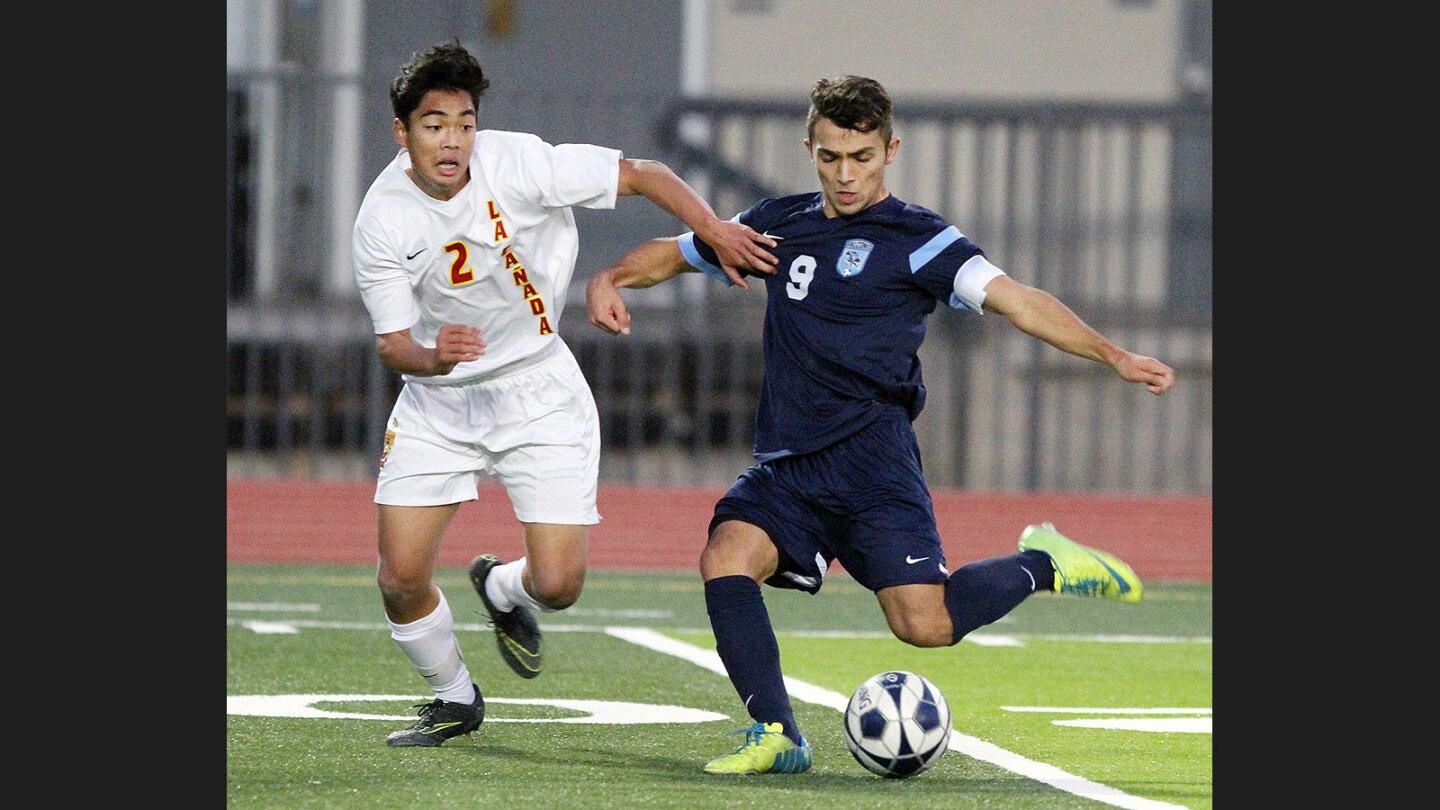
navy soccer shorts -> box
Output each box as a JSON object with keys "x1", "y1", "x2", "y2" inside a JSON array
[{"x1": 708, "y1": 406, "x2": 949, "y2": 594}]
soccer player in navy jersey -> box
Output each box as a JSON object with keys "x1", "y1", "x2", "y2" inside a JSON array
[{"x1": 586, "y1": 75, "x2": 1174, "y2": 775}]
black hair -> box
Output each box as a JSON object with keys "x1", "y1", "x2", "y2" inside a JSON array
[{"x1": 389, "y1": 39, "x2": 490, "y2": 125}]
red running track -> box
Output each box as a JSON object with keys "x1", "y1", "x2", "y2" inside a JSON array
[{"x1": 227, "y1": 480, "x2": 1210, "y2": 581}]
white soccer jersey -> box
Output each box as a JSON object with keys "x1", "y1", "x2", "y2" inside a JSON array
[{"x1": 352, "y1": 130, "x2": 621, "y2": 384}]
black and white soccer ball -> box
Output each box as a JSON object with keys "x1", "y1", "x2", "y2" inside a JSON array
[{"x1": 843, "y1": 670, "x2": 951, "y2": 778}]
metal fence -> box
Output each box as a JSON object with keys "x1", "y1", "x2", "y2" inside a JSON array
[{"x1": 227, "y1": 88, "x2": 1210, "y2": 493}]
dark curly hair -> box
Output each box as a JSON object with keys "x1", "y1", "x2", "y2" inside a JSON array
[
  {"x1": 806, "y1": 75, "x2": 893, "y2": 143},
  {"x1": 389, "y1": 39, "x2": 490, "y2": 125}
]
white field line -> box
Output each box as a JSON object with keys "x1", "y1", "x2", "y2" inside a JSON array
[
  {"x1": 962, "y1": 634, "x2": 1025, "y2": 647},
  {"x1": 240, "y1": 621, "x2": 300, "y2": 634},
  {"x1": 561, "y1": 607, "x2": 673, "y2": 619},
  {"x1": 603, "y1": 627, "x2": 1189, "y2": 810},
  {"x1": 227, "y1": 602, "x2": 321, "y2": 612},
  {"x1": 227, "y1": 618, "x2": 602, "y2": 633},
  {"x1": 1002, "y1": 707, "x2": 1212, "y2": 714},
  {"x1": 1025, "y1": 634, "x2": 1212, "y2": 644},
  {"x1": 764, "y1": 629, "x2": 1021, "y2": 647},
  {"x1": 1055, "y1": 718, "x2": 1211, "y2": 734},
  {"x1": 224, "y1": 618, "x2": 1206, "y2": 646}
]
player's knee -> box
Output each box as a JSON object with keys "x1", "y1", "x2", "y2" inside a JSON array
[
  {"x1": 890, "y1": 615, "x2": 952, "y2": 648},
  {"x1": 698, "y1": 542, "x2": 727, "y2": 578},
  {"x1": 375, "y1": 567, "x2": 429, "y2": 610},
  {"x1": 530, "y1": 567, "x2": 585, "y2": 610},
  {"x1": 699, "y1": 531, "x2": 769, "y2": 582}
]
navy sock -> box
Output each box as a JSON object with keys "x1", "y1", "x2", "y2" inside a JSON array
[
  {"x1": 705, "y1": 575, "x2": 801, "y2": 744},
  {"x1": 943, "y1": 551, "x2": 1054, "y2": 645}
]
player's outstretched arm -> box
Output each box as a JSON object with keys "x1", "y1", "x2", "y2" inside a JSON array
[
  {"x1": 586, "y1": 238, "x2": 693, "y2": 336},
  {"x1": 375, "y1": 324, "x2": 486, "y2": 376},
  {"x1": 616, "y1": 158, "x2": 778, "y2": 288},
  {"x1": 980, "y1": 275, "x2": 1174, "y2": 395}
]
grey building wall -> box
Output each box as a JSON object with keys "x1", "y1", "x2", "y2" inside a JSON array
[
  {"x1": 707, "y1": 0, "x2": 1188, "y2": 101},
  {"x1": 227, "y1": 0, "x2": 1210, "y2": 493}
]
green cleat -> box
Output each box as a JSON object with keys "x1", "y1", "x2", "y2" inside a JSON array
[
  {"x1": 1018, "y1": 522, "x2": 1143, "y2": 603},
  {"x1": 703, "y1": 722, "x2": 812, "y2": 775}
]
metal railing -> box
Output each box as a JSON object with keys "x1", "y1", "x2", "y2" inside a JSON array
[
  {"x1": 634, "y1": 97, "x2": 1212, "y2": 492},
  {"x1": 226, "y1": 90, "x2": 1210, "y2": 493}
]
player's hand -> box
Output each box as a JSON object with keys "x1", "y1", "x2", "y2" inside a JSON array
[
  {"x1": 698, "y1": 218, "x2": 779, "y2": 289},
  {"x1": 1114, "y1": 352, "x2": 1174, "y2": 395},
  {"x1": 433, "y1": 323, "x2": 485, "y2": 374},
  {"x1": 586, "y1": 271, "x2": 632, "y2": 335}
]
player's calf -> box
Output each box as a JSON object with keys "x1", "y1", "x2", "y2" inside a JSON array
[{"x1": 883, "y1": 611, "x2": 952, "y2": 648}]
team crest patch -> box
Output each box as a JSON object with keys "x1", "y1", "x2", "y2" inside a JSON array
[
  {"x1": 379, "y1": 429, "x2": 396, "y2": 470},
  {"x1": 836, "y1": 239, "x2": 874, "y2": 277}
]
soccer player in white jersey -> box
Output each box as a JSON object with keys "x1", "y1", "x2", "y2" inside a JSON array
[{"x1": 352, "y1": 41, "x2": 779, "y2": 747}]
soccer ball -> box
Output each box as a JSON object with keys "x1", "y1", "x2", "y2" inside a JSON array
[{"x1": 842, "y1": 670, "x2": 951, "y2": 778}]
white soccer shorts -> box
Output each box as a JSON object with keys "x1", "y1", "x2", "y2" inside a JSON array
[{"x1": 374, "y1": 341, "x2": 601, "y2": 525}]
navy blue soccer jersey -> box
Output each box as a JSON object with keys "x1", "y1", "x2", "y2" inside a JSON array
[{"x1": 680, "y1": 192, "x2": 1001, "y2": 461}]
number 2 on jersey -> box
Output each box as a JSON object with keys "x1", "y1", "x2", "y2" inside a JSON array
[
  {"x1": 787, "y1": 255, "x2": 816, "y2": 300},
  {"x1": 445, "y1": 241, "x2": 475, "y2": 287}
]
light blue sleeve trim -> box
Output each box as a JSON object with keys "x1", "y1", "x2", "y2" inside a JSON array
[
  {"x1": 948, "y1": 292, "x2": 974, "y2": 311},
  {"x1": 909, "y1": 225, "x2": 963, "y2": 273},
  {"x1": 677, "y1": 232, "x2": 733, "y2": 286},
  {"x1": 755, "y1": 448, "x2": 794, "y2": 462}
]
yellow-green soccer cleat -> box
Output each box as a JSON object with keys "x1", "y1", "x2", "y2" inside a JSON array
[
  {"x1": 703, "y1": 722, "x2": 813, "y2": 775},
  {"x1": 1018, "y1": 522, "x2": 1143, "y2": 603}
]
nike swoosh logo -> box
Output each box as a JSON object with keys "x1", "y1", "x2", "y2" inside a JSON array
[
  {"x1": 422, "y1": 721, "x2": 462, "y2": 733},
  {"x1": 406, "y1": 248, "x2": 428, "y2": 260},
  {"x1": 905, "y1": 555, "x2": 930, "y2": 564},
  {"x1": 499, "y1": 632, "x2": 542, "y2": 671},
  {"x1": 1087, "y1": 551, "x2": 1133, "y2": 593}
]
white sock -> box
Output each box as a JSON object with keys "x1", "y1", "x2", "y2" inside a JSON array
[
  {"x1": 387, "y1": 590, "x2": 476, "y2": 704},
  {"x1": 484, "y1": 558, "x2": 552, "y2": 613}
]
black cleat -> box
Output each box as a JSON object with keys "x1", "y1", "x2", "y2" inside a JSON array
[
  {"x1": 469, "y1": 554, "x2": 544, "y2": 678},
  {"x1": 384, "y1": 683, "x2": 484, "y2": 747}
]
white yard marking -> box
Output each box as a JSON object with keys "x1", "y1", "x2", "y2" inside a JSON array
[
  {"x1": 1054, "y1": 718, "x2": 1211, "y2": 734},
  {"x1": 962, "y1": 634, "x2": 1025, "y2": 647},
  {"x1": 240, "y1": 621, "x2": 299, "y2": 634},
  {"x1": 776, "y1": 630, "x2": 1205, "y2": 645},
  {"x1": 226, "y1": 618, "x2": 604, "y2": 633},
  {"x1": 778, "y1": 629, "x2": 894, "y2": 639},
  {"x1": 778, "y1": 629, "x2": 1020, "y2": 646},
  {"x1": 603, "y1": 627, "x2": 1188, "y2": 810},
  {"x1": 225, "y1": 694, "x2": 726, "y2": 725},
  {"x1": 561, "y1": 607, "x2": 673, "y2": 619},
  {"x1": 1026, "y1": 634, "x2": 1211, "y2": 644},
  {"x1": 225, "y1": 618, "x2": 1207, "y2": 647},
  {"x1": 227, "y1": 602, "x2": 321, "y2": 612},
  {"x1": 1002, "y1": 707, "x2": 1212, "y2": 714},
  {"x1": 1001, "y1": 707, "x2": 1212, "y2": 735}
]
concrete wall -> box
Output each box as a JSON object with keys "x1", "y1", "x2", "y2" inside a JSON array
[{"x1": 707, "y1": 0, "x2": 1183, "y2": 101}]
